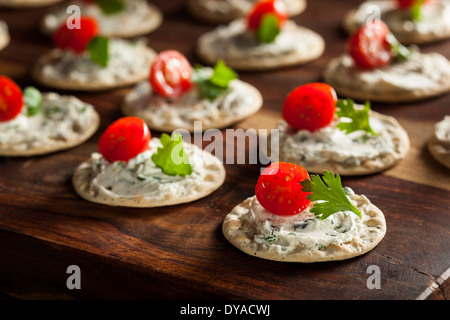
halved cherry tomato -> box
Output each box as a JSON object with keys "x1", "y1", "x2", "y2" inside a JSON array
[
  {"x1": 347, "y1": 20, "x2": 393, "y2": 70},
  {"x1": 149, "y1": 50, "x2": 193, "y2": 99},
  {"x1": 247, "y1": 0, "x2": 288, "y2": 31},
  {"x1": 255, "y1": 162, "x2": 311, "y2": 216},
  {"x1": 98, "y1": 117, "x2": 151, "y2": 162},
  {"x1": 396, "y1": 0, "x2": 430, "y2": 9},
  {"x1": 282, "y1": 83, "x2": 337, "y2": 132},
  {"x1": 53, "y1": 16, "x2": 99, "y2": 54},
  {"x1": 0, "y1": 76, "x2": 23, "y2": 122}
]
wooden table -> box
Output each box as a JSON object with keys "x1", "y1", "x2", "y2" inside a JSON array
[{"x1": 0, "y1": 0, "x2": 449, "y2": 301}]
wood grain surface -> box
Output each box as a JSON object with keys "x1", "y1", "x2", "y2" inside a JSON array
[{"x1": 0, "y1": 0, "x2": 449, "y2": 300}]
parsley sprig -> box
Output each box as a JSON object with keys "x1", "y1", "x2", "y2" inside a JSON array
[
  {"x1": 192, "y1": 60, "x2": 238, "y2": 101},
  {"x1": 301, "y1": 171, "x2": 361, "y2": 220},
  {"x1": 257, "y1": 14, "x2": 281, "y2": 43},
  {"x1": 151, "y1": 132, "x2": 193, "y2": 176},
  {"x1": 336, "y1": 98, "x2": 377, "y2": 136},
  {"x1": 87, "y1": 36, "x2": 109, "y2": 67},
  {"x1": 94, "y1": 0, "x2": 125, "y2": 15},
  {"x1": 24, "y1": 87, "x2": 42, "y2": 116}
]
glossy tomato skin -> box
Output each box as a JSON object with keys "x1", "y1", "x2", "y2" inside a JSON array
[
  {"x1": 347, "y1": 20, "x2": 392, "y2": 70},
  {"x1": 98, "y1": 117, "x2": 151, "y2": 163},
  {"x1": 396, "y1": 0, "x2": 430, "y2": 8},
  {"x1": 149, "y1": 50, "x2": 193, "y2": 99},
  {"x1": 0, "y1": 76, "x2": 23, "y2": 122},
  {"x1": 255, "y1": 162, "x2": 311, "y2": 216},
  {"x1": 282, "y1": 83, "x2": 338, "y2": 132},
  {"x1": 247, "y1": 0, "x2": 288, "y2": 31},
  {"x1": 53, "y1": 16, "x2": 99, "y2": 53}
]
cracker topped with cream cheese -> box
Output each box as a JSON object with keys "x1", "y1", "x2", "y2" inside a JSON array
[
  {"x1": 0, "y1": 92, "x2": 99, "y2": 157},
  {"x1": 342, "y1": 0, "x2": 450, "y2": 45},
  {"x1": 187, "y1": 0, "x2": 306, "y2": 24},
  {"x1": 0, "y1": 21, "x2": 9, "y2": 52},
  {"x1": 223, "y1": 164, "x2": 386, "y2": 262},
  {"x1": 197, "y1": 19, "x2": 325, "y2": 71},
  {"x1": 73, "y1": 118, "x2": 226, "y2": 208},
  {"x1": 428, "y1": 115, "x2": 450, "y2": 169},
  {"x1": 41, "y1": 0, "x2": 163, "y2": 38},
  {"x1": 32, "y1": 38, "x2": 156, "y2": 91}
]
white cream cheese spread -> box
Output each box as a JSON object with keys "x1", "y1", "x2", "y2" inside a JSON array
[
  {"x1": 243, "y1": 191, "x2": 377, "y2": 252},
  {"x1": 200, "y1": 19, "x2": 321, "y2": 60},
  {"x1": 122, "y1": 69, "x2": 262, "y2": 131},
  {"x1": 0, "y1": 93, "x2": 97, "y2": 152},
  {"x1": 41, "y1": 38, "x2": 152, "y2": 85},
  {"x1": 277, "y1": 113, "x2": 401, "y2": 168},
  {"x1": 86, "y1": 138, "x2": 218, "y2": 200},
  {"x1": 327, "y1": 52, "x2": 449, "y2": 95},
  {"x1": 344, "y1": 0, "x2": 450, "y2": 44},
  {"x1": 41, "y1": 0, "x2": 161, "y2": 37},
  {"x1": 434, "y1": 115, "x2": 450, "y2": 152}
]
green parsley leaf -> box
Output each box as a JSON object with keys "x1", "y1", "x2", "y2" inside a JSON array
[
  {"x1": 411, "y1": 0, "x2": 426, "y2": 21},
  {"x1": 95, "y1": 0, "x2": 125, "y2": 15},
  {"x1": 24, "y1": 86, "x2": 42, "y2": 116},
  {"x1": 336, "y1": 98, "x2": 377, "y2": 136},
  {"x1": 301, "y1": 171, "x2": 361, "y2": 220},
  {"x1": 257, "y1": 13, "x2": 281, "y2": 43},
  {"x1": 385, "y1": 34, "x2": 413, "y2": 61},
  {"x1": 151, "y1": 132, "x2": 193, "y2": 176},
  {"x1": 192, "y1": 60, "x2": 238, "y2": 101},
  {"x1": 209, "y1": 60, "x2": 238, "y2": 88},
  {"x1": 87, "y1": 36, "x2": 109, "y2": 67}
]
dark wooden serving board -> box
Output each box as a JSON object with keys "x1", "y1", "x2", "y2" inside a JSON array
[{"x1": 0, "y1": 0, "x2": 449, "y2": 300}]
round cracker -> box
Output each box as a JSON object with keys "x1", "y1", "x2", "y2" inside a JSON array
[
  {"x1": 0, "y1": 97, "x2": 100, "y2": 157},
  {"x1": 0, "y1": 0, "x2": 63, "y2": 8},
  {"x1": 342, "y1": 0, "x2": 450, "y2": 45},
  {"x1": 31, "y1": 45, "x2": 156, "y2": 91},
  {"x1": 187, "y1": 0, "x2": 306, "y2": 24},
  {"x1": 0, "y1": 22, "x2": 9, "y2": 51},
  {"x1": 223, "y1": 195, "x2": 387, "y2": 263},
  {"x1": 428, "y1": 137, "x2": 450, "y2": 169},
  {"x1": 196, "y1": 19, "x2": 325, "y2": 71},
  {"x1": 40, "y1": 0, "x2": 163, "y2": 38},
  {"x1": 72, "y1": 141, "x2": 226, "y2": 208},
  {"x1": 273, "y1": 111, "x2": 410, "y2": 176},
  {"x1": 323, "y1": 53, "x2": 450, "y2": 103},
  {"x1": 121, "y1": 80, "x2": 263, "y2": 133},
  {"x1": 427, "y1": 118, "x2": 450, "y2": 169}
]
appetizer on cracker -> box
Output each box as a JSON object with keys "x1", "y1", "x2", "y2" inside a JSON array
[
  {"x1": 342, "y1": 0, "x2": 450, "y2": 45},
  {"x1": 273, "y1": 83, "x2": 410, "y2": 175},
  {"x1": 187, "y1": 0, "x2": 306, "y2": 24},
  {"x1": 0, "y1": 0, "x2": 63, "y2": 8},
  {"x1": 323, "y1": 20, "x2": 450, "y2": 103},
  {"x1": 32, "y1": 16, "x2": 156, "y2": 91},
  {"x1": 196, "y1": 0, "x2": 324, "y2": 71},
  {"x1": 223, "y1": 162, "x2": 386, "y2": 262},
  {"x1": 0, "y1": 76, "x2": 99, "y2": 156},
  {"x1": 41, "y1": 0, "x2": 162, "y2": 38},
  {"x1": 0, "y1": 21, "x2": 9, "y2": 52},
  {"x1": 428, "y1": 115, "x2": 450, "y2": 169},
  {"x1": 73, "y1": 117, "x2": 226, "y2": 207},
  {"x1": 122, "y1": 50, "x2": 263, "y2": 132}
]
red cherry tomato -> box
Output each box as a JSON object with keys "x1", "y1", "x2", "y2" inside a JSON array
[
  {"x1": 149, "y1": 50, "x2": 193, "y2": 99},
  {"x1": 282, "y1": 83, "x2": 338, "y2": 132},
  {"x1": 98, "y1": 117, "x2": 151, "y2": 162},
  {"x1": 0, "y1": 76, "x2": 23, "y2": 122},
  {"x1": 255, "y1": 162, "x2": 311, "y2": 216},
  {"x1": 396, "y1": 0, "x2": 430, "y2": 9},
  {"x1": 347, "y1": 20, "x2": 393, "y2": 70},
  {"x1": 53, "y1": 16, "x2": 99, "y2": 53},
  {"x1": 247, "y1": 0, "x2": 288, "y2": 31}
]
